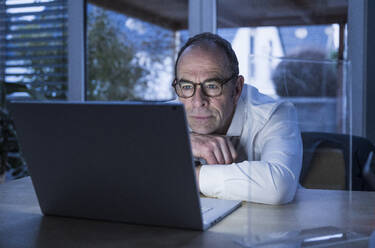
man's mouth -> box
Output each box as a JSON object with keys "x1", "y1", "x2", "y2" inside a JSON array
[{"x1": 190, "y1": 115, "x2": 212, "y2": 120}]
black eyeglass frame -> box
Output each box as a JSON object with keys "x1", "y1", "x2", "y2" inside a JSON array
[{"x1": 172, "y1": 73, "x2": 238, "y2": 98}]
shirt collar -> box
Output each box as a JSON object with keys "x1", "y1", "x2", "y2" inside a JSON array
[{"x1": 226, "y1": 92, "x2": 245, "y2": 137}]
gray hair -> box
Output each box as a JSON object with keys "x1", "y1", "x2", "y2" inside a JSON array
[{"x1": 174, "y1": 32, "x2": 239, "y2": 78}]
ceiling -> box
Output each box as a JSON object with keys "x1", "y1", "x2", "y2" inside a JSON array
[{"x1": 88, "y1": 0, "x2": 348, "y2": 31}]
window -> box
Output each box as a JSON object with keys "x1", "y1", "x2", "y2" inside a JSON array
[
  {"x1": 86, "y1": 1, "x2": 189, "y2": 101},
  {"x1": 217, "y1": 0, "x2": 349, "y2": 134},
  {"x1": 0, "y1": 0, "x2": 68, "y2": 181},
  {"x1": 0, "y1": 0, "x2": 68, "y2": 100}
]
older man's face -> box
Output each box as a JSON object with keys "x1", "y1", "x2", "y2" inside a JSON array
[{"x1": 176, "y1": 45, "x2": 243, "y2": 135}]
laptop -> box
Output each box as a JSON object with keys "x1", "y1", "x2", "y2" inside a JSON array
[{"x1": 9, "y1": 101, "x2": 241, "y2": 230}]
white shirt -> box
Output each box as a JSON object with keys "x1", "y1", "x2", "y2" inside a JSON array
[{"x1": 199, "y1": 84, "x2": 302, "y2": 204}]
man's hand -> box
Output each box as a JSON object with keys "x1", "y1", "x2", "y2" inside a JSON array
[{"x1": 190, "y1": 133, "x2": 237, "y2": 164}]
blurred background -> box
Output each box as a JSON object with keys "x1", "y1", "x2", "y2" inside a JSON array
[{"x1": 0, "y1": 0, "x2": 373, "y2": 183}]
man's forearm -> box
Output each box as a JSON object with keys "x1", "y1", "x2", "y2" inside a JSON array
[{"x1": 199, "y1": 160, "x2": 299, "y2": 204}]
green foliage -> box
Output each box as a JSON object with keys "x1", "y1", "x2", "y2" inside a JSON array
[
  {"x1": 272, "y1": 50, "x2": 338, "y2": 97},
  {"x1": 0, "y1": 83, "x2": 28, "y2": 180},
  {"x1": 87, "y1": 8, "x2": 148, "y2": 100}
]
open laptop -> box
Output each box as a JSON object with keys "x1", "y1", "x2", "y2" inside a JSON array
[{"x1": 9, "y1": 101, "x2": 241, "y2": 231}]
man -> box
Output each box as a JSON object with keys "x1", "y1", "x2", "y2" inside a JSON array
[{"x1": 172, "y1": 32, "x2": 302, "y2": 205}]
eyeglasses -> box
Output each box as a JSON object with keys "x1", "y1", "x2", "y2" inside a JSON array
[{"x1": 172, "y1": 74, "x2": 237, "y2": 98}]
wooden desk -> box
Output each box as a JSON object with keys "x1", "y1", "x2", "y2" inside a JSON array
[{"x1": 1, "y1": 177, "x2": 374, "y2": 248}]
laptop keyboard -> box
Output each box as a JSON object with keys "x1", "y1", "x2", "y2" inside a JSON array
[{"x1": 201, "y1": 206, "x2": 213, "y2": 214}]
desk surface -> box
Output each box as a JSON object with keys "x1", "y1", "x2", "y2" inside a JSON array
[{"x1": 1, "y1": 177, "x2": 375, "y2": 248}]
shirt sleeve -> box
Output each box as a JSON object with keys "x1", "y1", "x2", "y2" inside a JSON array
[{"x1": 199, "y1": 102, "x2": 303, "y2": 205}]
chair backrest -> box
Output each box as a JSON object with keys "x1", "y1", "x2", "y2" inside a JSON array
[
  {"x1": 300, "y1": 132, "x2": 375, "y2": 191},
  {"x1": 302, "y1": 147, "x2": 346, "y2": 190}
]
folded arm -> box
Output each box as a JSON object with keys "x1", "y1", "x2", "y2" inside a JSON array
[{"x1": 193, "y1": 103, "x2": 302, "y2": 204}]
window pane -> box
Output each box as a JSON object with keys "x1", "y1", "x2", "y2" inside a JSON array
[
  {"x1": 86, "y1": 1, "x2": 188, "y2": 101},
  {"x1": 1, "y1": 0, "x2": 68, "y2": 101},
  {"x1": 217, "y1": 0, "x2": 349, "y2": 134}
]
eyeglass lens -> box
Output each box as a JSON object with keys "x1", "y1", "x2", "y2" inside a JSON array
[{"x1": 176, "y1": 81, "x2": 222, "y2": 97}]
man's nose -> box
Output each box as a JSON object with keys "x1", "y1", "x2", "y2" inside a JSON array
[{"x1": 191, "y1": 85, "x2": 208, "y2": 107}]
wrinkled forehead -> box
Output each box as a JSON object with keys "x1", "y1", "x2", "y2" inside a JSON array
[{"x1": 176, "y1": 42, "x2": 231, "y2": 76}]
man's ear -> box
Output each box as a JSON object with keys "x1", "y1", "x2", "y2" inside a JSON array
[{"x1": 232, "y1": 75, "x2": 244, "y2": 104}]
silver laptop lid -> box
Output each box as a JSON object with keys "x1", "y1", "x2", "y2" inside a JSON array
[{"x1": 10, "y1": 101, "x2": 205, "y2": 230}]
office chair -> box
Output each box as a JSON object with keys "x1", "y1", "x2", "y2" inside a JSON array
[{"x1": 300, "y1": 132, "x2": 375, "y2": 191}]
